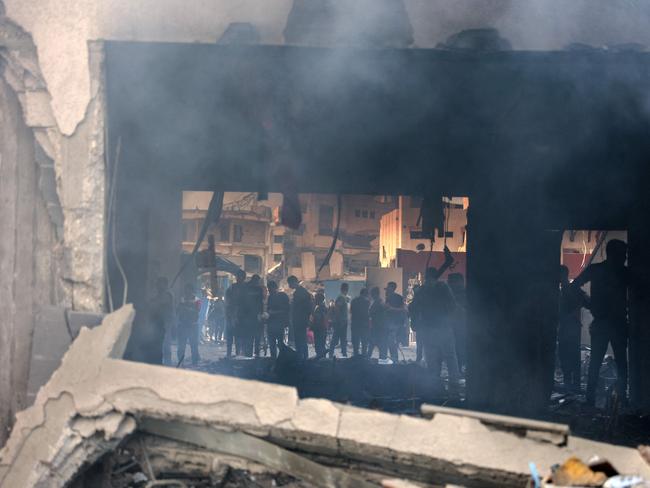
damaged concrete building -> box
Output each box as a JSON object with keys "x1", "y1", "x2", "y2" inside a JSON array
[{"x1": 2, "y1": 0, "x2": 650, "y2": 485}]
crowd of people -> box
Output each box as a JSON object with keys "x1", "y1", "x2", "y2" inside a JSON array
[
  {"x1": 147, "y1": 247, "x2": 469, "y2": 395},
  {"x1": 147, "y1": 238, "x2": 631, "y2": 404}
]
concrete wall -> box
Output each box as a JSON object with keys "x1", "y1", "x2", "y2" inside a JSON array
[{"x1": 0, "y1": 73, "x2": 59, "y2": 445}]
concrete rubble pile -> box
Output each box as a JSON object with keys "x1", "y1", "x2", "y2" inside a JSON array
[{"x1": 1, "y1": 307, "x2": 649, "y2": 487}]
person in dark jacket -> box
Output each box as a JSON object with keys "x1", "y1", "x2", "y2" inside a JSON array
[
  {"x1": 368, "y1": 287, "x2": 391, "y2": 360},
  {"x1": 411, "y1": 267, "x2": 459, "y2": 395},
  {"x1": 329, "y1": 283, "x2": 350, "y2": 357},
  {"x1": 149, "y1": 276, "x2": 175, "y2": 365},
  {"x1": 239, "y1": 274, "x2": 264, "y2": 357},
  {"x1": 177, "y1": 283, "x2": 200, "y2": 366},
  {"x1": 572, "y1": 239, "x2": 630, "y2": 405},
  {"x1": 267, "y1": 280, "x2": 290, "y2": 359},
  {"x1": 289, "y1": 275, "x2": 313, "y2": 360},
  {"x1": 350, "y1": 288, "x2": 370, "y2": 357},
  {"x1": 225, "y1": 270, "x2": 246, "y2": 358},
  {"x1": 311, "y1": 292, "x2": 329, "y2": 358}
]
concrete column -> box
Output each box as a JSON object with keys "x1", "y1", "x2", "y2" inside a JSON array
[
  {"x1": 0, "y1": 75, "x2": 37, "y2": 444},
  {"x1": 466, "y1": 194, "x2": 561, "y2": 416},
  {"x1": 628, "y1": 201, "x2": 650, "y2": 408}
]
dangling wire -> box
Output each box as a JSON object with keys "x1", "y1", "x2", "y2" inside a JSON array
[
  {"x1": 170, "y1": 191, "x2": 224, "y2": 289},
  {"x1": 443, "y1": 196, "x2": 451, "y2": 249},
  {"x1": 316, "y1": 194, "x2": 342, "y2": 282}
]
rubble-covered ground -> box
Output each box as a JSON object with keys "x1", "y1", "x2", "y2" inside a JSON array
[{"x1": 184, "y1": 342, "x2": 650, "y2": 448}]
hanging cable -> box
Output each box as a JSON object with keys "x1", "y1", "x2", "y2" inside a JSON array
[
  {"x1": 443, "y1": 196, "x2": 451, "y2": 248},
  {"x1": 108, "y1": 136, "x2": 129, "y2": 308},
  {"x1": 171, "y1": 191, "x2": 225, "y2": 289},
  {"x1": 316, "y1": 194, "x2": 342, "y2": 282},
  {"x1": 104, "y1": 126, "x2": 115, "y2": 312}
]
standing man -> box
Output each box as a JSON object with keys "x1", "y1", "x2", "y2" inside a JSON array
[
  {"x1": 411, "y1": 266, "x2": 459, "y2": 396},
  {"x1": 240, "y1": 274, "x2": 264, "y2": 357},
  {"x1": 329, "y1": 283, "x2": 350, "y2": 357},
  {"x1": 573, "y1": 239, "x2": 630, "y2": 406},
  {"x1": 267, "y1": 280, "x2": 290, "y2": 359},
  {"x1": 384, "y1": 282, "x2": 405, "y2": 362},
  {"x1": 368, "y1": 287, "x2": 388, "y2": 360},
  {"x1": 176, "y1": 283, "x2": 201, "y2": 366},
  {"x1": 225, "y1": 270, "x2": 246, "y2": 358},
  {"x1": 558, "y1": 265, "x2": 589, "y2": 391},
  {"x1": 289, "y1": 275, "x2": 313, "y2": 360},
  {"x1": 409, "y1": 284, "x2": 423, "y2": 363},
  {"x1": 311, "y1": 292, "x2": 329, "y2": 358},
  {"x1": 148, "y1": 276, "x2": 175, "y2": 365},
  {"x1": 350, "y1": 288, "x2": 370, "y2": 357}
]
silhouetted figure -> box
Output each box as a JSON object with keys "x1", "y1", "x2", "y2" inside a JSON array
[
  {"x1": 329, "y1": 283, "x2": 350, "y2": 357},
  {"x1": 573, "y1": 239, "x2": 630, "y2": 405},
  {"x1": 240, "y1": 274, "x2": 264, "y2": 357},
  {"x1": 411, "y1": 266, "x2": 459, "y2": 396},
  {"x1": 311, "y1": 292, "x2": 329, "y2": 358},
  {"x1": 225, "y1": 270, "x2": 246, "y2": 358},
  {"x1": 208, "y1": 295, "x2": 225, "y2": 342},
  {"x1": 558, "y1": 265, "x2": 589, "y2": 391},
  {"x1": 289, "y1": 275, "x2": 313, "y2": 360},
  {"x1": 448, "y1": 272, "x2": 467, "y2": 373},
  {"x1": 350, "y1": 288, "x2": 370, "y2": 356},
  {"x1": 177, "y1": 283, "x2": 200, "y2": 366},
  {"x1": 385, "y1": 281, "x2": 405, "y2": 342},
  {"x1": 409, "y1": 284, "x2": 423, "y2": 363},
  {"x1": 368, "y1": 286, "x2": 387, "y2": 359},
  {"x1": 148, "y1": 276, "x2": 174, "y2": 365},
  {"x1": 267, "y1": 280, "x2": 290, "y2": 359}
]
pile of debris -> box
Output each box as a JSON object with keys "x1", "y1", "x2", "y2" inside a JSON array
[{"x1": 1, "y1": 306, "x2": 649, "y2": 488}]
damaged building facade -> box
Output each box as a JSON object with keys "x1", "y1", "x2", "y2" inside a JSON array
[{"x1": 2, "y1": 0, "x2": 650, "y2": 483}]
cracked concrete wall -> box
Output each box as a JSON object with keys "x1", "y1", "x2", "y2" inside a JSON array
[
  {"x1": 0, "y1": 68, "x2": 60, "y2": 447},
  {"x1": 0, "y1": 15, "x2": 106, "y2": 312}
]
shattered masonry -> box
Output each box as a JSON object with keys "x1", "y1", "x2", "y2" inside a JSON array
[{"x1": 1, "y1": 306, "x2": 648, "y2": 487}]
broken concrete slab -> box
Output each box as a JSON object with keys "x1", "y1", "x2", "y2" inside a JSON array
[{"x1": 2, "y1": 304, "x2": 650, "y2": 488}]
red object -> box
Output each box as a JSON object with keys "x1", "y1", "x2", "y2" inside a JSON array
[
  {"x1": 307, "y1": 329, "x2": 314, "y2": 344},
  {"x1": 562, "y1": 252, "x2": 592, "y2": 280}
]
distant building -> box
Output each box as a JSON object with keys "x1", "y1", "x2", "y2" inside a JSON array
[
  {"x1": 182, "y1": 192, "x2": 396, "y2": 282},
  {"x1": 182, "y1": 192, "x2": 281, "y2": 277},
  {"x1": 379, "y1": 196, "x2": 468, "y2": 268},
  {"x1": 283, "y1": 194, "x2": 397, "y2": 281}
]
